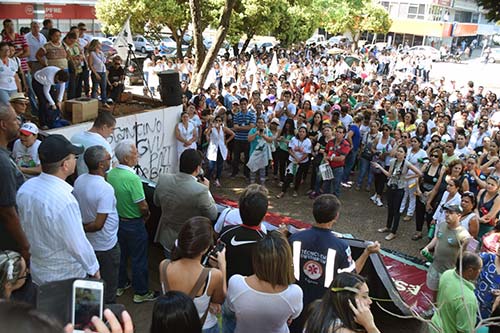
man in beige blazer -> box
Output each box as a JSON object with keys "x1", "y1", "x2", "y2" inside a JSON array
[{"x1": 153, "y1": 149, "x2": 218, "y2": 257}]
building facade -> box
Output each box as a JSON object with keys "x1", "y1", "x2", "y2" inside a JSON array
[
  {"x1": 371, "y1": 0, "x2": 499, "y2": 48},
  {"x1": 0, "y1": 0, "x2": 100, "y2": 35}
]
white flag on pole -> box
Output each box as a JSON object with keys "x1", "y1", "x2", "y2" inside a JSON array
[
  {"x1": 114, "y1": 16, "x2": 134, "y2": 61},
  {"x1": 246, "y1": 55, "x2": 257, "y2": 81},
  {"x1": 269, "y1": 52, "x2": 279, "y2": 75}
]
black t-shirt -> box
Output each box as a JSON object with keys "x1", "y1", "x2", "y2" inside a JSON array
[
  {"x1": 107, "y1": 65, "x2": 125, "y2": 84},
  {"x1": 0, "y1": 147, "x2": 25, "y2": 251},
  {"x1": 218, "y1": 224, "x2": 265, "y2": 282},
  {"x1": 288, "y1": 226, "x2": 355, "y2": 333}
]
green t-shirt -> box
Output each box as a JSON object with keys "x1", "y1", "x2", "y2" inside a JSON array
[
  {"x1": 430, "y1": 269, "x2": 478, "y2": 333},
  {"x1": 107, "y1": 166, "x2": 145, "y2": 219}
]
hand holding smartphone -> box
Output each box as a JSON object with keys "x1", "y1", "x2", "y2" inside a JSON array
[{"x1": 72, "y1": 279, "x2": 104, "y2": 333}]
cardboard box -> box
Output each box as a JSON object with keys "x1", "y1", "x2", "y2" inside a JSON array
[{"x1": 65, "y1": 98, "x2": 98, "y2": 124}]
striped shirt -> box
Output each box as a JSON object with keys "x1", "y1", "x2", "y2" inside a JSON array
[
  {"x1": 233, "y1": 110, "x2": 256, "y2": 141},
  {"x1": 1, "y1": 32, "x2": 29, "y2": 72},
  {"x1": 17, "y1": 173, "x2": 99, "y2": 285}
]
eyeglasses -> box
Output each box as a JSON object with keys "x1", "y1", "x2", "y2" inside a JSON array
[
  {"x1": 431, "y1": 154, "x2": 439, "y2": 158},
  {"x1": 382, "y1": 128, "x2": 390, "y2": 132},
  {"x1": 432, "y1": 139, "x2": 440, "y2": 143}
]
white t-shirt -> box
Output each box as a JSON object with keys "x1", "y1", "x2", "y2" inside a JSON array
[
  {"x1": 12, "y1": 139, "x2": 41, "y2": 167},
  {"x1": 406, "y1": 148, "x2": 427, "y2": 185},
  {"x1": 288, "y1": 137, "x2": 312, "y2": 163},
  {"x1": 227, "y1": 274, "x2": 303, "y2": 333},
  {"x1": 0, "y1": 58, "x2": 19, "y2": 90},
  {"x1": 73, "y1": 173, "x2": 119, "y2": 252},
  {"x1": 214, "y1": 207, "x2": 268, "y2": 234},
  {"x1": 339, "y1": 113, "x2": 353, "y2": 128},
  {"x1": 71, "y1": 131, "x2": 113, "y2": 175},
  {"x1": 274, "y1": 101, "x2": 297, "y2": 128}
]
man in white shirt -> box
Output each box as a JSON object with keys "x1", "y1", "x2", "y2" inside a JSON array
[
  {"x1": 274, "y1": 90, "x2": 296, "y2": 128},
  {"x1": 74, "y1": 145, "x2": 119, "y2": 304},
  {"x1": 32, "y1": 66, "x2": 69, "y2": 129},
  {"x1": 71, "y1": 112, "x2": 116, "y2": 175},
  {"x1": 24, "y1": 21, "x2": 46, "y2": 115},
  {"x1": 17, "y1": 134, "x2": 100, "y2": 285}
]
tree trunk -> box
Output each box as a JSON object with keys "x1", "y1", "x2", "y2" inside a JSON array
[
  {"x1": 240, "y1": 34, "x2": 253, "y2": 54},
  {"x1": 189, "y1": 0, "x2": 237, "y2": 91},
  {"x1": 232, "y1": 43, "x2": 239, "y2": 57},
  {"x1": 168, "y1": 24, "x2": 185, "y2": 59},
  {"x1": 189, "y1": 0, "x2": 206, "y2": 74}
]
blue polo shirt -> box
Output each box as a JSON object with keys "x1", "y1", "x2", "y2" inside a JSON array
[{"x1": 233, "y1": 111, "x2": 256, "y2": 141}]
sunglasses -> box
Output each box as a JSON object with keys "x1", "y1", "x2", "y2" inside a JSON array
[
  {"x1": 432, "y1": 139, "x2": 440, "y2": 143},
  {"x1": 431, "y1": 154, "x2": 439, "y2": 158},
  {"x1": 462, "y1": 191, "x2": 475, "y2": 198},
  {"x1": 382, "y1": 128, "x2": 390, "y2": 132}
]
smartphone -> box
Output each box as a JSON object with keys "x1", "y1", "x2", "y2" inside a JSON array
[
  {"x1": 202, "y1": 241, "x2": 226, "y2": 266},
  {"x1": 72, "y1": 279, "x2": 104, "y2": 333}
]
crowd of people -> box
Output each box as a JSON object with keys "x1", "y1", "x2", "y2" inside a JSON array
[
  {"x1": 0, "y1": 18, "x2": 125, "y2": 130},
  {"x1": 2, "y1": 16, "x2": 500, "y2": 333}
]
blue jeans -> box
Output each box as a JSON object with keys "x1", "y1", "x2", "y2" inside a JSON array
[
  {"x1": 325, "y1": 166, "x2": 344, "y2": 197},
  {"x1": 356, "y1": 157, "x2": 373, "y2": 188},
  {"x1": 203, "y1": 323, "x2": 220, "y2": 333},
  {"x1": 0, "y1": 89, "x2": 17, "y2": 104},
  {"x1": 91, "y1": 71, "x2": 107, "y2": 102},
  {"x1": 222, "y1": 300, "x2": 236, "y2": 333},
  {"x1": 208, "y1": 149, "x2": 224, "y2": 180},
  {"x1": 118, "y1": 218, "x2": 149, "y2": 295},
  {"x1": 342, "y1": 149, "x2": 358, "y2": 183}
]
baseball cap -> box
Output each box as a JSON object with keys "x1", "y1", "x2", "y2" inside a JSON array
[
  {"x1": 442, "y1": 203, "x2": 463, "y2": 214},
  {"x1": 20, "y1": 122, "x2": 39, "y2": 136},
  {"x1": 38, "y1": 134, "x2": 84, "y2": 164},
  {"x1": 270, "y1": 118, "x2": 280, "y2": 126},
  {"x1": 9, "y1": 92, "x2": 28, "y2": 103}
]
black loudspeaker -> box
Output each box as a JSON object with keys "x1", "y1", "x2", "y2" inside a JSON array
[{"x1": 157, "y1": 70, "x2": 182, "y2": 106}]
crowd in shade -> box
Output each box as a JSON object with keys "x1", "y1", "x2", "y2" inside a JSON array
[{"x1": 2, "y1": 15, "x2": 500, "y2": 333}]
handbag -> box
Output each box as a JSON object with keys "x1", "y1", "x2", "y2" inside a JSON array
[{"x1": 160, "y1": 260, "x2": 212, "y2": 326}]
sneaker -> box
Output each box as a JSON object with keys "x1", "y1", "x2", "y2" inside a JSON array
[
  {"x1": 341, "y1": 182, "x2": 352, "y2": 188},
  {"x1": 376, "y1": 198, "x2": 383, "y2": 207},
  {"x1": 355, "y1": 185, "x2": 361, "y2": 191},
  {"x1": 292, "y1": 191, "x2": 298, "y2": 197},
  {"x1": 370, "y1": 194, "x2": 377, "y2": 202},
  {"x1": 133, "y1": 291, "x2": 159, "y2": 304},
  {"x1": 116, "y1": 282, "x2": 131, "y2": 297},
  {"x1": 215, "y1": 179, "x2": 221, "y2": 187},
  {"x1": 278, "y1": 181, "x2": 284, "y2": 187},
  {"x1": 385, "y1": 233, "x2": 397, "y2": 241},
  {"x1": 347, "y1": 180, "x2": 353, "y2": 185},
  {"x1": 403, "y1": 215, "x2": 412, "y2": 222}
]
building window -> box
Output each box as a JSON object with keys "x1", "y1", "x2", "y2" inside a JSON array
[
  {"x1": 454, "y1": 10, "x2": 472, "y2": 23},
  {"x1": 408, "y1": 3, "x2": 425, "y2": 19}
]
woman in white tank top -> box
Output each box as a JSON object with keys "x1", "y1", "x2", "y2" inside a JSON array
[{"x1": 159, "y1": 217, "x2": 227, "y2": 333}]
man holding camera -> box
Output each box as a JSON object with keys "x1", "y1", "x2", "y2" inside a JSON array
[{"x1": 154, "y1": 149, "x2": 218, "y2": 257}]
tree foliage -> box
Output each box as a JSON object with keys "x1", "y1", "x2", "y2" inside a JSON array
[
  {"x1": 272, "y1": 3, "x2": 320, "y2": 47},
  {"x1": 318, "y1": 0, "x2": 392, "y2": 47},
  {"x1": 95, "y1": 0, "x2": 191, "y2": 57},
  {"x1": 477, "y1": 0, "x2": 500, "y2": 22}
]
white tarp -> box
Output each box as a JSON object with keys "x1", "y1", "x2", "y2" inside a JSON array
[{"x1": 49, "y1": 105, "x2": 182, "y2": 180}]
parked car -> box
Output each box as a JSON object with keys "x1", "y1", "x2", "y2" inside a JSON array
[
  {"x1": 92, "y1": 37, "x2": 117, "y2": 57},
  {"x1": 402, "y1": 45, "x2": 440, "y2": 61},
  {"x1": 488, "y1": 48, "x2": 500, "y2": 63},
  {"x1": 157, "y1": 36, "x2": 189, "y2": 56},
  {"x1": 306, "y1": 34, "x2": 325, "y2": 45},
  {"x1": 133, "y1": 35, "x2": 154, "y2": 54}
]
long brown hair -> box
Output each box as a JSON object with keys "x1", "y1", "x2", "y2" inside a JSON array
[
  {"x1": 252, "y1": 231, "x2": 295, "y2": 287},
  {"x1": 171, "y1": 217, "x2": 215, "y2": 260}
]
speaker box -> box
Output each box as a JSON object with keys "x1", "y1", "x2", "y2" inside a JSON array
[{"x1": 157, "y1": 70, "x2": 182, "y2": 106}]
